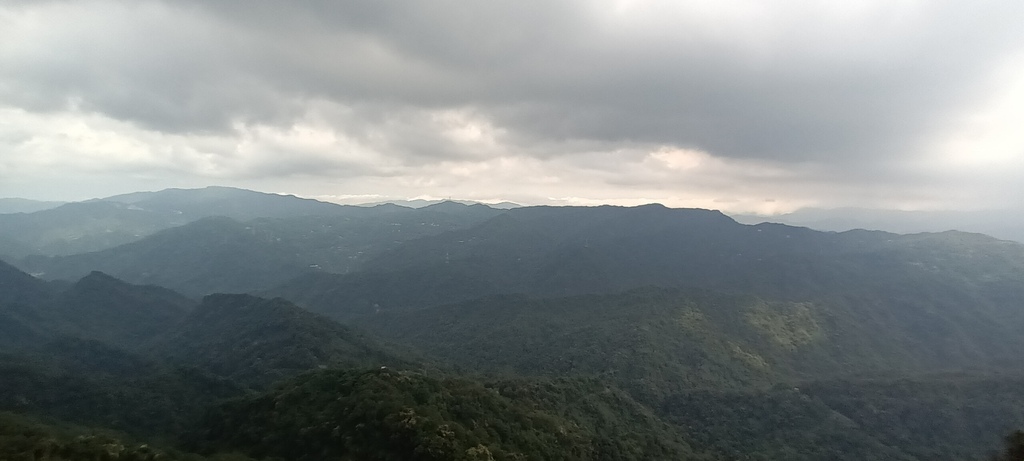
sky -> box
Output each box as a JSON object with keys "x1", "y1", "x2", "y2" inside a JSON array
[{"x1": 1, "y1": 1, "x2": 1023, "y2": 214}]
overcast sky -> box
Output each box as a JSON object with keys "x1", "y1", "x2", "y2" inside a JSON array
[{"x1": 1, "y1": 1, "x2": 1023, "y2": 213}]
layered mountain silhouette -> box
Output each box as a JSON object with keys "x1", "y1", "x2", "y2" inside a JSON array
[
  {"x1": 0, "y1": 186, "x2": 354, "y2": 258},
  {"x1": 20, "y1": 201, "x2": 504, "y2": 295},
  {"x1": 2, "y1": 188, "x2": 1024, "y2": 460},
  {"x1": 0, "y1": 198, "x2": 64, "y2": 214}
]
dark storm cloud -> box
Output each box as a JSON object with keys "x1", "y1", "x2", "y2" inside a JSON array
[
  {"x1": 155, "y1": 0, "x2": 1024, "y2": 164},
  {"x1": 1, "y1": 0, "x2": 1023, "y2": 210},
  {"x1": 3, "y1": 1, "x2": 1019, "y2": 158}
]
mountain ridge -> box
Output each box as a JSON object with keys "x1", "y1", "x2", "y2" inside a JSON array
[
  {"x1": 2, "y1": 190, "x2": 1024, "y2": 460},
  {"x1": 0, "y1": 186, "x2": 361, "y2": 259}
]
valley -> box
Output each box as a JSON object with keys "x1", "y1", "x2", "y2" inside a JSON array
[{"x1": 1, "y1": 187, "x2": 1023, "y2": 460}]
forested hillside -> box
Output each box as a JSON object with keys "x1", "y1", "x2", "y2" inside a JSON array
[
  {"x1": 190, "y1": 368, "x2": 701, "y2": 461},
  {"x1": 354, "y1": 286, "x2": 1024, "y2": 394},
  {"x1": 147, "y1": 294, "x2": 414, "y2": 386},
  {"x1": 0, "y1": 411, "x2": 253, "y2": 461},
  {"x1": 1, "y1": 188, "x2": 1023, "y2": 460},
  {"x1": 20, "y1": 201, "x2": 503, "y2": 295}
]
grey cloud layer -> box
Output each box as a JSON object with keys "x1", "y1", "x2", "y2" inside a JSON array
[{"x1": 1, "y1": 0, "x2": 1023, "y2": 209}]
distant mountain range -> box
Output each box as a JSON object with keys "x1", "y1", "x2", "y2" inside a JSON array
[
  {"x1": 18, "y1": 201, "x2": 504, "y2": 295},
  {"x1": 731, "y1": 206, "x2": 1024, "y2": 244},
  {"x1": 0, "y1": 198, "x2": 65, "y2": 214},
  {"x1": 0, "y1": 187, "x2": 517, "y2": 261},
  {"x1": 5, "y1": 187, "x2": 1019, "y2": 259},
  {"x1": 0, "y1": 186, "x2": 356, "y2": 258},
  {"x1": 356, "y1": 198, "x2": 522, "y2": 209},
  {"x1": 3, "y1": 186, "x2": 1024, "y2": 460}
]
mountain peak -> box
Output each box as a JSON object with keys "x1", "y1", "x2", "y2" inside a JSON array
[
  {"x1": 0, "y1": 258, "x2": 53, "y2": 305},
  {"x1": 78, "y1": 270, "x2": 122, "y2": 284},
  {"x1": 421, "y1": 200, "x2": 495, "y2": 213}
]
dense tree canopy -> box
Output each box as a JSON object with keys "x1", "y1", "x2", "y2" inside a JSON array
[{"x1": 3, "y1": 197, "x2": 1024, "y2": 460}]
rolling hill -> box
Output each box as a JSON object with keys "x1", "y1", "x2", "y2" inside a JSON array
[
  {"x1": 189, "y1": 368, "x2": 704, "y2": 461},
  {"x1": 0, "y1": 186, "x2": 356, "y2": 259},
  {"x1": 0, "y1": 260, "x2": 196, "y2": 350},
  {"x1": 0, "y1": 198, "x2": 64, "y2": 214},
  {"x1": 147, "y1": 294, "x2": 413, "y2": 386},
  {"x1": 2, "y1": 197, "x2": 1024, "y2": 460},
  {"x1": 0, "y1": 338, "x2": 244, "y2": 439},
  {"x1": 731, "y1": 206, "x2": 1024, "y2": 244},
  {"x1": 352, "y1": 287, "x2": 1024, "y2": 400},
  {"x1": 46, "y1": 271, "x2": 195, "y2": 349},
  {"x1": 0, "y1": 258, "x2": 55, "y2": 307},
  {"x1": 270, "y1": 206, "x2": 1024, "y2": 344},
  {"x1": 23, "y1": 202, "x2": 504, "y2": 295}
]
